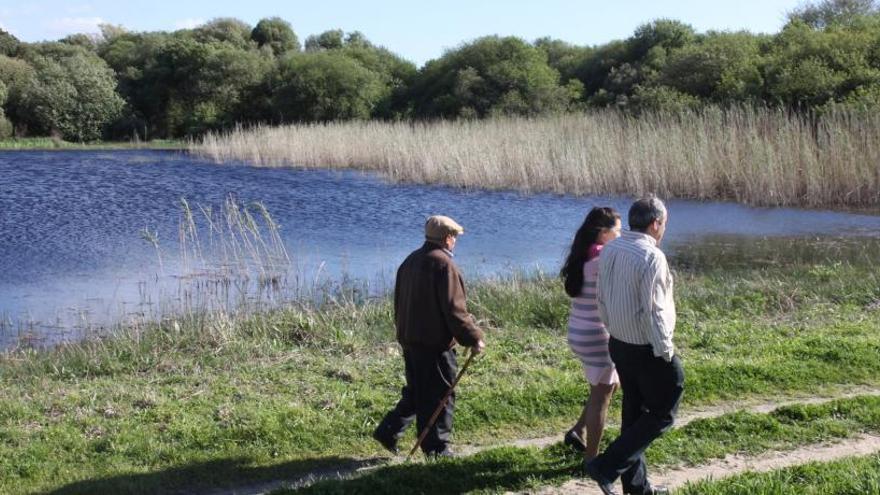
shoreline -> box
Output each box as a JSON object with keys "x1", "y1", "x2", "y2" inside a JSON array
[{"x1": 0, "y1": 138, "x2": 186, "y2": 151}]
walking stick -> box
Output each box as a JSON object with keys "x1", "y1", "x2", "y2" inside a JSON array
[{"x1": 406, "y1": 349, "x2": 477, "y2": 460}]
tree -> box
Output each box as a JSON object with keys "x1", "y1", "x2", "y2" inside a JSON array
[
  {"x1": 344, "y1": 31, "x2": 371, "y2": 48},
  {"x1": 192, "y1": 18, "x2": 254, "y2": 50},
  {"x1": 155, "y1": 35, "x2": 273, "y2": 135},
  {"x1": 0, "y1": 55, "x2": 36, "y2": 135},
  {"x1": 764, "y1": 18, "x2": 880, "y2": 107},
  {"x1": 98, "y1": 26, "x2": 274, "y2": 137},
  {"x1": 0, "y1": 81, "x2": 12, "y2": 138},
  {"x1": 304, "y1": 30, "x2": 344, "y2": 51},
  {"x1": 660, "y1": 31, "x2": 765, "y2": 101},
  {"x1": 97, "y1": 29, "x2": 168, "y2": 138},
  {"x1": 60, "y1": 33, "x2": 99, "y2": 51},
  {"x1": 251, "y1": 17, "x2": 300, "y2": 55},
  {"x1": 409, "y1": 36, "x2": 579, "y2": 118},
  {"x1": 572, "y1": 39, "x2": 630, "y2": 100},
  {"x1": 338, "y1": 42, "x2": 417, "y2": 118},
  {"x1": 289, "y1": 30, "x2": 415, "y2": 118},
  {"x1": 629, "y1": 19, "x2": 697, "y2": 60},
  {"x1": 17, "y1": 43, "x2": 124, "y2": 141},
  {"x1": 272, "y1": 51, "x2": 387, "y2": 121},
  {"x1": 572, "y1": 20, "x2": 698, "y2": 107},
  {"x1": 788, "y1": 0, "x2": 879, "y2": 28},
  {"x1": 534, "y1": 37, "x2": 593, "y2": 82},
  {"x1": 0, "y1": 29, "x2": 20, "y2": 57},
  {"x1": 0, "y1": 55, "x2": 35, "y2": 98}
]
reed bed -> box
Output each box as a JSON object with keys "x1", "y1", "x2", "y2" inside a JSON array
[{"x1": 193, "y1": 107, "x2": 880, "y2": 209}]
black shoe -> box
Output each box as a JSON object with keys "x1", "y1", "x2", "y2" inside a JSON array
[
  {"x1": 372, "y1": 427, "x2": 398, "y2": 455},
  {"x1": 584, "y1": 460, "x2": 620, "y2": 495},
  {"x1": 644, "y1": 487, "x2": 669, "y2": 495},
  {"x1": 564, "y1": 429, "x2": 587, "y2": 452},
  {"x1": 425, "y1": 447, "x2": 455, "y2": 459},
  {"x1": 624, "y1": 485, "x2": 669, "y2": 495}
]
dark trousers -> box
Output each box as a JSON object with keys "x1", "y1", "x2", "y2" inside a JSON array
[
  {"x1": 592, "y1": 338, "x2": 684, "y2": 495},
  {"x1": 375, "y1": 347, "x2": 457, "y2": 454}
]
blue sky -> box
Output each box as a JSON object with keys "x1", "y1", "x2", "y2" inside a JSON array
[{"x1": 1, "y1": 0, "x2": 804, "y2": 66}]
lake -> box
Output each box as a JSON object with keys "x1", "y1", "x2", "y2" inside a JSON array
[{"x1": 1, "y1": 150, "x2": 879, "y2": 348}]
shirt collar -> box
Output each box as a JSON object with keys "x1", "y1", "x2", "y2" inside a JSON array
[
  {"x1": 424, "y1": 240, "x2": 454, "y2": 257},
  {"x1": 622, "y1": 229, "x2": 657, "y2": 246}
]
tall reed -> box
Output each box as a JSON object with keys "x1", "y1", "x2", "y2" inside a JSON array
[{"x1": 193, "y1": 107, "x2": 880, "y2": 209}]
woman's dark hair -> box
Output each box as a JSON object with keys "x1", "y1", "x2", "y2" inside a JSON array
[{"x1": 560, "y1": 207, "x2": 620, "y2": 297}]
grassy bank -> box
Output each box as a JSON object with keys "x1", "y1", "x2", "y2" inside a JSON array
[
  {"x1": 0, "y1": 138, "x2": 185, "y2": 150},
  {"x1": 1, "y1": 242, "x2": 879, "y2": 494},
  {"x1": 193, "y1": 108, "x2": 880, "y2": 209}
]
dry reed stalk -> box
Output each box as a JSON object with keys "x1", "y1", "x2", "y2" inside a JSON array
[{"x1": 193, "y1": 108, "x2": 880, "y2": 209}]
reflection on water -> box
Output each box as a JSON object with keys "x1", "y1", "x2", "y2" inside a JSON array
[{"x1": 1, "y1": 150, "x2": 879, "y2": 348}]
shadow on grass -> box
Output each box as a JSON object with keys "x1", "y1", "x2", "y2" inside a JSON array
[
  {"x1": 44, "y1": 444, "x2": 582, "y2": 495},
  {"x1": 292, "y1": 444, "x2": 582, "y2": 495},
  {"x1": 45, "y1": 455, "x2": 386, "y2": 495}
]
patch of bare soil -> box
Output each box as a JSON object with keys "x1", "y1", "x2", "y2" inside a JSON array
[{"x1": 462, "y1": 386, "x2": 880, "y2": 454}]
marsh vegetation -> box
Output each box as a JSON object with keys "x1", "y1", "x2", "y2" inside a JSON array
[{"x1": 195, "y1": 108, "x2": 880, "y2": 209}]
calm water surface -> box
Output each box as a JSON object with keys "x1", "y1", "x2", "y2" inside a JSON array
[{"x1": 1, "y1": 150, "x2": 879, "y2": 347}]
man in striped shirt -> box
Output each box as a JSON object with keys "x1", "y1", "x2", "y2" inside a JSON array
[{"x1": 584, "y1": 197, "x2": 684, "y2": 495}]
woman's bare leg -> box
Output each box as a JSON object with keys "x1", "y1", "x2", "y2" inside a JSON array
[{"x1": 584, "y1": 382, "x2": 617, "y2": 460}]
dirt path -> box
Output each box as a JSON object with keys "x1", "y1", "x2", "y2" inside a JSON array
[
  {"x1": 203, "y1": 386, "x2": 880, "y2": 494},
  {"x1": 461, "y1": 385, "x2": 880, "y2": 454},
  {"x1": 522, "y1": 434, "x2": 880, "y2": 494}
]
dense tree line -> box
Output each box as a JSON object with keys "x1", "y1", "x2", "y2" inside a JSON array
[{"x1": 1, "y1": 0, "x2": 879, "y2": 141}]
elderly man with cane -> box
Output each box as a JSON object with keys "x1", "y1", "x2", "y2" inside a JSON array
[
  {"x1": 373, "y1": 215, "x2": 486, "y2": 458},
  {"x1": 584, "y1": 197, "x2": 683, "y2": 495}
]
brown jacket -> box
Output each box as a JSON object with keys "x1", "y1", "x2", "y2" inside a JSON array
[{"x1": 395, "y1": 242, "x2": 483, "y2": 351}]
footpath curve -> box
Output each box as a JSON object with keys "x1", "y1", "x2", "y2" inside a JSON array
[{"x1": 202, "y1": 386, "x2": 880, "y2": 495}]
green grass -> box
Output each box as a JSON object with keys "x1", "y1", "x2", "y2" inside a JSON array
[
  {"x1": 677, "y1": 453, "x2": 880, "y2": 494},
  {"x1": 1, "y1": 244, "x2": 879, "y2": 494},
  {"x1": 287, "y1": 395, "x2": 880, "y2": 494},
  {"x1": 0, "y1": 137, "x2": 185, "y2": 150}
]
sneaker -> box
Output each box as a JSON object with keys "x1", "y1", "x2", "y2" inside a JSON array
[
  {"x1": 372, "y1": 427, "x2": 398, "y2": 455},
  {"x1": 564, "y1": 429, "x2": 587, "y2": 452}
]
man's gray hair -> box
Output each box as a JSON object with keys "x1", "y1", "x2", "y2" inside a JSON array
[{"x1": 628, "y1": 196, "x2": 667, "y2": 232}]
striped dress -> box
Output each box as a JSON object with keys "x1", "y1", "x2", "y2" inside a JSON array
[{"x1": 567, "y1": 244, "x2": 619, "y2": 385}]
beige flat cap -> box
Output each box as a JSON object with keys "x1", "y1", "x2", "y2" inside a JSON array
[{"x1": 425, "y1": 215, "x2": 464, "y2": 242}]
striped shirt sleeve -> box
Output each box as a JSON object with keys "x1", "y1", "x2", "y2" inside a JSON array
[{"x1": 643, "y1": 253, "x2": 675, "y2": 361}]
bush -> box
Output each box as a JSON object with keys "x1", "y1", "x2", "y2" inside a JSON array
[
  {"x1": 631, "y1": 85, "x2": 704, "y2": 113},
  {"x1": 818, "y1": 84, "x2": 880, "y2": 112}
]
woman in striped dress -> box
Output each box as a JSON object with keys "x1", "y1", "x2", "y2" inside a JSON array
[{"x1": 560, "y1": 206, "x2": 621, "y2": 460}]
